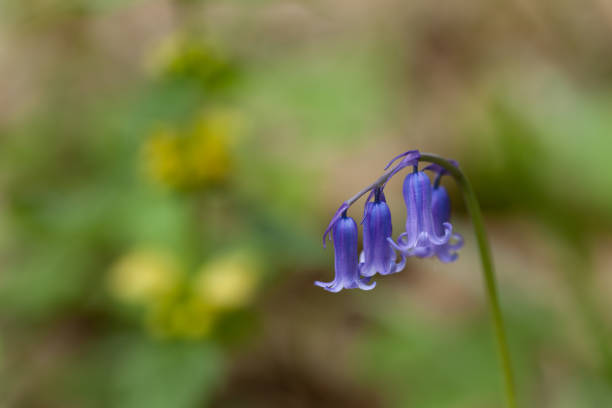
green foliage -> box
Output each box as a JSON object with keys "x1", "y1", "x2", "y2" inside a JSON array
[
  {"x1": 52, "y1": 335, "x2": 223, "y2": 408},
  {"x1": 240, "y1": 45, "x2": 394, "y2": 145},
  {"x1": 356, "y1": 300, "x2": 576, "y2": 408},
  {"x1": 466, "y1": 83, "x2": 612, "y2": 235},
  {"x1": 111, "y1": 337, "x2": 223, "y2": 408}
]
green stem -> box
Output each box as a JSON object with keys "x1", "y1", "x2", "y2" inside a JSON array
[
  {"x1": 340, "y1": 152, "x2": 518, "y2": 406},
  {"x1": 420, "y1": 153, "x2": 517, "y2": 408}
]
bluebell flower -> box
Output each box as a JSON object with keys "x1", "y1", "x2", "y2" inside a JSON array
[
  {"x1": 409, "y1": 186, "x2": 463, "y2": 262},
  {"x1": 316, "y1": 213, "x2": 376, "y2": 292},
  {"x1": 388, "y1": 171, "x2": 452, "y2": 253},
  {"x1": 359, "y1": 189, "x2": 406, "y2": 277}
]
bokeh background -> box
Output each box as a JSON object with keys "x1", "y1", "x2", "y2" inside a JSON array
[{"x1": 2, "y1": 0, "x2": 612, "y2": 407}]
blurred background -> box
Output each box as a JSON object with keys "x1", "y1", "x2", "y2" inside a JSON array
[{"x1": 1, "y1": 0, "x2": 612, "y2": 407}]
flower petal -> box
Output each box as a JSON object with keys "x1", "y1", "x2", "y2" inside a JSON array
[
  {"x1": 394, "y1": 253, "x2": 407, "y2": 273},
  {"x1": 384, "y1": 150, "x2": 420, "y2": 170},
  {"x1": 428, "y1": 222, "x2": 452, "y2": 245},
  {"x1": 357, "y1": 278, "x2": 377, "y2": 290},
  {"x1": 314, "y1": 280, "x2": 343, "y2": 293}
]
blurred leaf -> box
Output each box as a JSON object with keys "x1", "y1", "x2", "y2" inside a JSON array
[
  {"x1": 52, "y1": 334, "x2": 224, "y2": 408},
  {"x1": 356, "y1": 299, "x2": 562, "y2": 408},
  {"x1": 111, "y1": 336, "x2": 223, "y2": 408},
  {"x1": 0, "y1": 243, "x2": 95, "y2": 319},
  {"x1": 466, "y1": 78, "x2": 612, "y2": 234},
  {"x1": 112, "y1": 187, "x2": 195, "y2": 252},
  {"x1": 358, "y1": 315, "x2": 500, "y2": 407}
]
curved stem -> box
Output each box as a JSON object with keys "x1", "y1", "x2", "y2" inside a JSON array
[
  {"x1": 419, "y1": 153, "x2": 518, "y2": 408},
  {"x1": 333, "y1": 151, "x2": 517, "y2": 406},
  {"x1": 336, "y1": 152, "x2": 517, "y2": 405},
  {"x1": 344, "y1": 165, "x2": 398, "y2": 207}
]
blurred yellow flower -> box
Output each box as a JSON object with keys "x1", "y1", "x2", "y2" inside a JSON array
[
  {"x1": 110, "y1": 247, "x2": 258, "y2": 340},
  {"x1": 194, "y1": 251, "x2": 259, "y2": 310},
  {"x1": 144, "y1": 127, "x2": 185, "y2": 187},
  {"x1": 143, "y1": 109, "x2": 241, "y2": 190},
  {"x1": 108, "y1": 250, "x2": 180, "y2": 304},
  {"x1": 146, "y1": 33, "x2": 234, "y2": 88}
]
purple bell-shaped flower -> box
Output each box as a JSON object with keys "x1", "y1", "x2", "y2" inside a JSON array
[
  {"x1": 410, "y1": 186, "x2": 463, "y2": 262},
  {"x1": 359, "y1": 189, "x2": 406, "y2": 277},
  {"x1": 316, "y1": 213, "x2": 376, "y2": 292},
  {"x1": 388, "y1": 171, "x2": 452, "y2": 254}
]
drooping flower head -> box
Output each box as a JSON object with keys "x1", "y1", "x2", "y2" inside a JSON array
[
  {"x1": 388, "y1": 170, "x2": 452, "y2": 253},
  {"x1": 316, "y1": 149, "x2": 465, "y2": 292},
  {"x1": 359, "y1": 189, "x2": 406, "y2": 277},
  {"x1": 316, "y1": 213, "x2": 376, "y2": 292}
]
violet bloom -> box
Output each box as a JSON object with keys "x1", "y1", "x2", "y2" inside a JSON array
[
  {"x1": 359, "y1": 190, "x2": 406, "y2": 277},
  {"x1": 388, "y1": 171, "x2": 452, "y2": 253},
  {"x1": 316, "y1": 213, "x2": 376, "y2": 292},
  {"x1": 410, "y1": 186, "x2": 463, "y2": 262}
]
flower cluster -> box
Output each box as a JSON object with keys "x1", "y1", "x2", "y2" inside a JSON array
[
  {"x1": 316, "y1": 150, "x2": 464, "y2": 292},
  {"x1": 147, "y1": 33, "x2": 237, "y2": 91},
  {"x1": 143, "y1": 109, "x2": 240, "y2": 190},
  {"x1": 109, "y1": 248, "x2": 260, "y2": 339}
]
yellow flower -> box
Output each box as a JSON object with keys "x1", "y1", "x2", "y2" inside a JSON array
[
  {"x1": 146, "y1": 33, "x2": 234, "y2": 88},
  {"x1": 187, "y1": 109, "x2": 241, "y2": 183},
  {"x1": 108, "y1": 250, "x2": 180, "y2": 304},
  {"x1": 143, "y1": 110, "x2": 240, "y2": 190},
  {"x1": 194, "y1": 251, "x2": 259, "y2": 310},
  {"x1": 143, "y1": 127, "x2": 187, "y2": 187}
]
